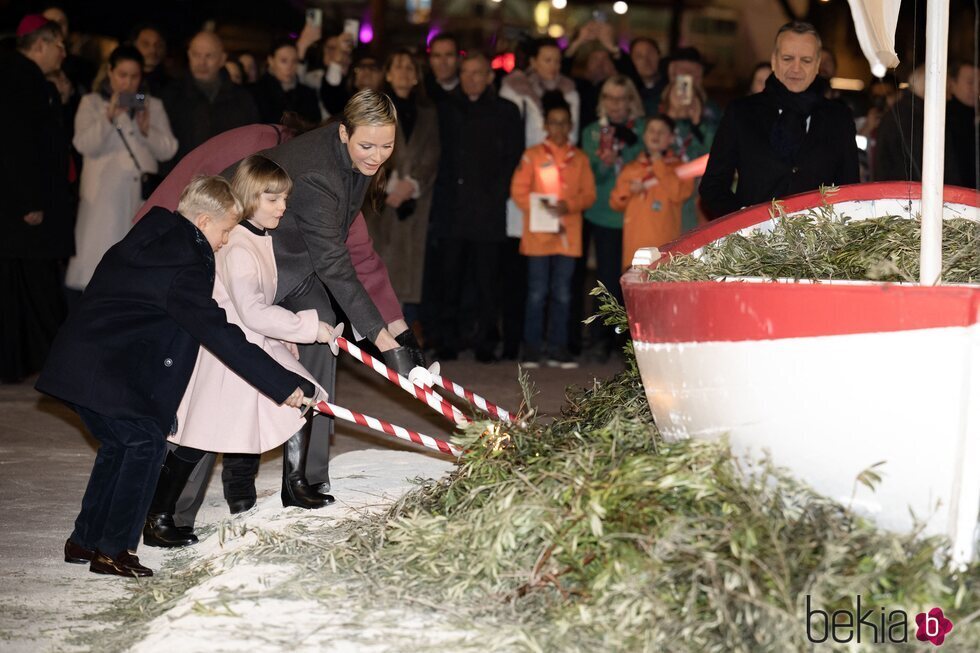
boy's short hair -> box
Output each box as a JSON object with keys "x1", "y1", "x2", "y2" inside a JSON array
[{"x1": 177, "y1": 176, "x2": 243, "y2": 223}]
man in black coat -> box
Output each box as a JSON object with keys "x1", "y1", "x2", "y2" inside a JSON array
[
  {"x1": 700, "y1": 22, "x2": 859, "y2": 219},
  {"x1": 37, "y1": 178, "x2": 310, "y2": 578},
  {"x1": 0, "y1": 16, "x2": 72, "y2": 383},
  {"x1": 874, "y1": 66, "x2": 960, "y2": 184},
  {"x1": 427, "y1": 53, "x2": 524, "y2": 361},
  {"x1": 945, "y1": 61, "x2": 978, "y2": 189},
  {"x1": 161, "y1": 31, "x2": 259, "y2": 175}
]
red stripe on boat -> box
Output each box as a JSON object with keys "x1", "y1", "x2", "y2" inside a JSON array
[{"x1": 622, "y1": 182, "x2": 980, "y2": 343}]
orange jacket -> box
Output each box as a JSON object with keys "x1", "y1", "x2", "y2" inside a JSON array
[
  {"x1": 610, "y1": 154, "x2": 694, "y2": 270},
  {"x1": 510, "y1": 140, "x2": 597, "y2": 257}
]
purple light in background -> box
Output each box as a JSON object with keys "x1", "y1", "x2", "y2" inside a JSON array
[
  {"x1": 557, "y1": 37, "x2": 569, "y2": 50},
  {"x1": 359, "y1": 23, "x2": 374, "y2": 43},
  {"x1": 426, "y1": 25, "x2": 442, "y2": 47}
]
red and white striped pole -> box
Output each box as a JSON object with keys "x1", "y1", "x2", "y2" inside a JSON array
[
  {"x1": 430, "y1": 374, "x2": 515, "y2": 423},
  {"x1": 308, "y1": 399, "x2": 462, "y2": 457},
  {"x1": 335, "y1": 337, "x2": 471, "y2": 427}
]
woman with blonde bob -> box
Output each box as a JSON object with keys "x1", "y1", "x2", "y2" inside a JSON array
[{"x1": 142, "y1": 156, "x2": 342, "y2": 548}]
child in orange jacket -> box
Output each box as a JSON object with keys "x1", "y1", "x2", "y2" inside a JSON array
[
  {"x1": 510, "y1": 94, "x2": 597, "y2": 368},
  {"x1": 610, "y1": 116, "x2": 694, "y2": 270}
]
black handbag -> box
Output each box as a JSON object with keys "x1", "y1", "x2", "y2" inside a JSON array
[
  {"x1": 114, "y1": 123, "x2": 161, "y2": 200},
  {"x1": 139, "y1": 172, "x2": 163, "y2": 199}
]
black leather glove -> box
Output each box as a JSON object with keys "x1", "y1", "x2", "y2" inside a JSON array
[
  {"x1": 396, "y1": 198, "x2": 417, "y2": 221},
  {"x1": 394, "y1": 329, "x2": 427, "y2": 369},
  {"x1": 382, "y1": 346, "x2": 416, "y2": 376}
]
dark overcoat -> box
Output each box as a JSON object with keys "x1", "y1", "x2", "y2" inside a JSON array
[
  {"x1": 699, "y1": 90, "x2": 860, "y2": 218},
  {"x1": 430, "y1": 87, "x2": 525, "y2": 243},
  {"x1": 161, "y1": 75, "x2": 259, "y2": 175},
  {"x1": 258, "y1": 122, "x2": 387, "y2": 342},
  {"x1": 0, "y1": 51, "x2": 73, "y2": 259},
  {"x1": 36, "y1": 207, "x2": 303, "y2": 433}
]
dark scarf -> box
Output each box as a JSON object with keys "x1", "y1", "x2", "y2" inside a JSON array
[
  {"x1": 390, "y1": 91, "x2": 418, "y2": 141},
  {"x1": 763, "y1": 74, "x2": 828, "y2": 164}
]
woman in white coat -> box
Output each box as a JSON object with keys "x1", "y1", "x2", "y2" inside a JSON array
[{"x1": 65, "y1": 45, "x2": 177, "y2": 292}]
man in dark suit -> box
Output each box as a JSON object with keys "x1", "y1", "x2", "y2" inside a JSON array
[
  {"x1": 36, "y1": 177, "x2": 311, "y2": 578},
  {"x1": 699, "y1": 22, "x2": 859, "y2": 219},
  {"x1": 161, "y1": 31, "x2": 259, "y2": 175},
  {"x1": 428, "y1": 52, "x2": 524, "y2": 361}
]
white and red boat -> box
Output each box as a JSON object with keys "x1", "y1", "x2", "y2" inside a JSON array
[{"x1": 622, "y1": 182, "x2": 980, "y2": 563}]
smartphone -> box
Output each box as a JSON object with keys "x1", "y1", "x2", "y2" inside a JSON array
[
  {"x1": 343, "y1": 18, "x2": 360, "y2": 42},
  {"x1": 592, "y1": 10, "x2": 607, "y2": 22},
  {"x1": 676, "y1": 73, "x2": 693, "y2": 106},
  {"x1": 118, "y1": 92, "x2": 146, "y2": 110},
  {"x1": 306, "y1": 8, "x2": 322, "y2": 27}
]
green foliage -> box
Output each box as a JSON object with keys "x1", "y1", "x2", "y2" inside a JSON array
[{"x1": 645, "y1": 202, "x2": 980, "y2": 284}]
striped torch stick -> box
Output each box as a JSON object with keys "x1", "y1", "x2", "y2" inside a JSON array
[
  {"x1": 335, "y1": 336, "x2": 471, "y2": 428},
  {"x1": 430, "y1": 374, "x2": 515, "y2": 423},
  {"x1": 308, "y1": 399, "x2": 462, "y2": 457}
]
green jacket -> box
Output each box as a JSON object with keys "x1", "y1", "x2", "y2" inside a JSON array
[{"x1": 581, "y1": 119, "x2": 646, "y2": 229}]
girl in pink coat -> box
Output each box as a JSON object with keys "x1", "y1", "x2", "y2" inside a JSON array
[{"x1": 143, "y1": 156, "x2": 340, "y2": 548}]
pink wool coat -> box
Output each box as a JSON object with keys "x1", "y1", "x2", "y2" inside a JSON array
[{"x1": 169, "y1": 223, "x2": 325, "y2": 453}]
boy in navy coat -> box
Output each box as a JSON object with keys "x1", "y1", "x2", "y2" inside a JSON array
[{"x1": 37, "y1": 176, "x2": 312, "y2": 578}]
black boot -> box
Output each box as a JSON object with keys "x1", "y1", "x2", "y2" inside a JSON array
[
  {"x1": 281, "y1": 421, "x2": 334, "y2": 508},
  {"x1": 222, "y1": 454, "x2": 260, "y2": 513},
  {"x1": 143, "y1": 452, "x2": 200, "y2": 548}
]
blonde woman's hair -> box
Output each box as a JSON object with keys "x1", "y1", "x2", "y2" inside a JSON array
[
  {"x1": 230, "y1": 155, "x2": 292, "y2": 219},
  {"x1": 342, "y1": 88, "x2": 397, "y2": 136},
  {"x1": 597, "y1": 75, "x2": 645, "y2": 123},
  {"x1": 177, "y1": 175, "x2": 244, "y2": 222}
]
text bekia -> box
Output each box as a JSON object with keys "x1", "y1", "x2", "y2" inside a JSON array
[{"x1": 805, "y1": 596, "x2": 953, "y2": 646}]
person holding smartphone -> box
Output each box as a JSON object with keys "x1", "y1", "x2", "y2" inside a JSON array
[{"x1": 65, "y1": 45, "x2": 177, "y2": 296}]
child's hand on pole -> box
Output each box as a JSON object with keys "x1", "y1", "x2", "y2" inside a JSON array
[{"x1": 317, "y1": 321, "x2": 344, "y2": 355}]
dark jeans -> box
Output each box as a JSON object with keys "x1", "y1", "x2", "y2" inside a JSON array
[
  {"x1": 588, "y1": 223, "x2": 624, "y2": 347},
  {"x1": 523, "y1": 255, "x2": 576, "y2": 350},
  {"x1": 70, "y1": 406, "x2": 168, "y2": 555}
]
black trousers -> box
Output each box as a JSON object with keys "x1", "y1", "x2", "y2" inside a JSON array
[
  {"x1": 70, "y1": 406, "x2": 168, "y2": 554},
  {"x1": 437, "y1": 237, "x2": 502, "y2": 353}
]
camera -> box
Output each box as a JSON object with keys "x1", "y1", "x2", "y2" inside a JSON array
[
  {"x1": 305, "y1": 8, "x2": 322, "y2": 27},
  {"x1": 118, "y1": 92, "x2": 146, "y2": 110}
]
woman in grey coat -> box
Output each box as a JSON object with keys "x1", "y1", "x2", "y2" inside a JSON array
[{"x1": 365, "y1": 50, "x2": 440, "y2": 311}]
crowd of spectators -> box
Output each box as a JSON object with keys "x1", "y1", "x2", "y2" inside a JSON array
[{"x1": 1, "y1": 8, "x2": 978, "y2": 381}]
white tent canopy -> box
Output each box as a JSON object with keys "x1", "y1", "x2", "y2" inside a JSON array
[{"x1": 846, "y1": 0, "x2": 902, "y2": 78}]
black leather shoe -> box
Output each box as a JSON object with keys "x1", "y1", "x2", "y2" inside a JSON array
[
  {"x1": 143, "y1": 513, "x2": 198, "y2": 548},
  {"x1": 311, "y1": 481, "x2": 331, "y2": 495},
  {"x1": 228, "y1": 497, "x2": 256, "y2": 514},
  {"x1": 89, "y1": 550, "x2": 153, "y2": 577},
  {"x1": 64, "y1": 538, "x2": 94, "y2": 564}
]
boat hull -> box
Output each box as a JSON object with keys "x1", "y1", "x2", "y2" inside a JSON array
[{"x1": 622, "y1": 183, "x2": 980, "y2": 562}]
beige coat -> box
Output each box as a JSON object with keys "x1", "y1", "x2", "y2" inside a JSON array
[
  {"x1": 169, "y1": 224, "x2": 324, "y2": 453},
  {"x1": 364, "y1": 99, "x2": 440, "y2": 304}
]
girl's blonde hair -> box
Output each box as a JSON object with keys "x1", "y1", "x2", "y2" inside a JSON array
[
  {"x1": 342, "y1": 88, "x2": 397, "y2": 136},
  {"x1": 597, "y1": 75, "x2": 645, "y2": 123},
  {"x1": 177, "y1": 175, "x2": 243, "y2": 222},
  {"x1": 230, "y1": 155, "x2": 292, "y2": 219}
]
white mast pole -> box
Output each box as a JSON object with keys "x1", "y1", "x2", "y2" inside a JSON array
[{"x1": 919, "y1": 0, "x2": 950, "y2": 285}]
